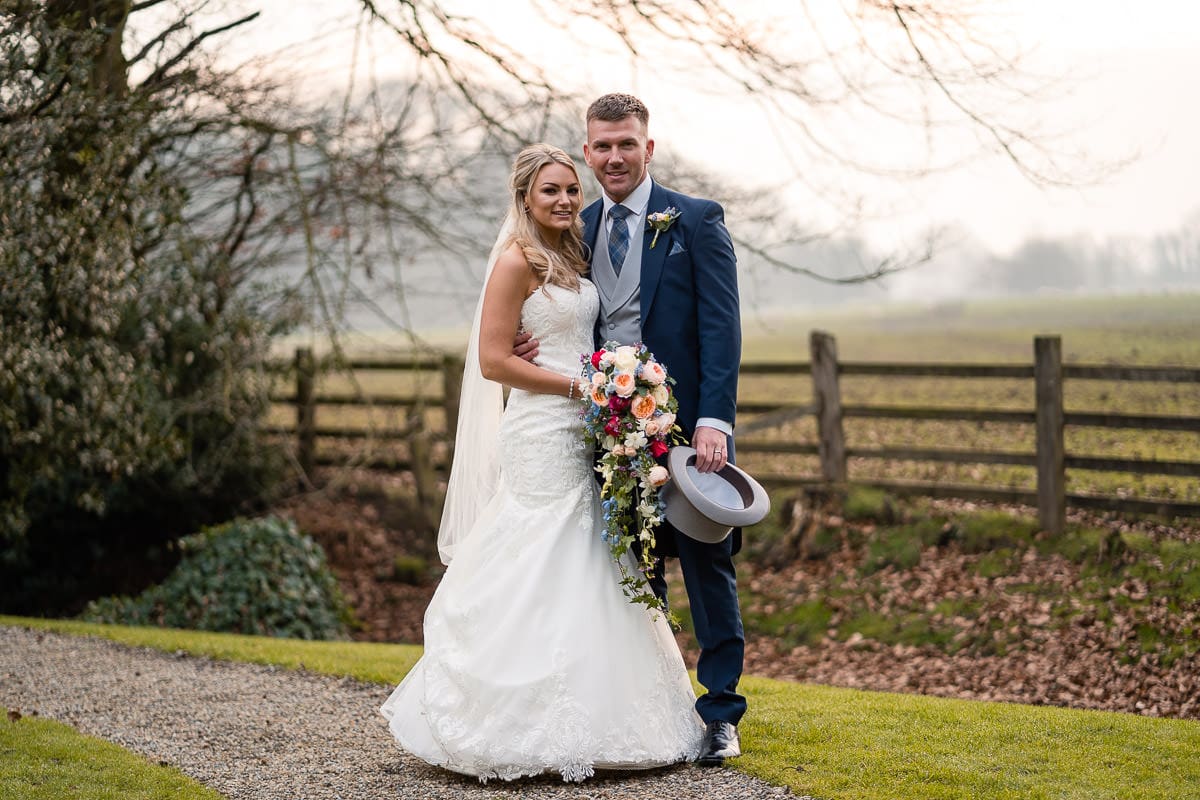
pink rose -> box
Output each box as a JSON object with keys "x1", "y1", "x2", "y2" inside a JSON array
[
  {"x1": 642, "y1": 361, "x2": 667, "y2": 385},
  {"x1": 648, "y1": 465, "x2": 670, "y2": 487}
]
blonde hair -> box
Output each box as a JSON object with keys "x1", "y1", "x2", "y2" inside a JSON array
[{"x1": 507, "y1": 143, "x2": 588, "y2": 291}]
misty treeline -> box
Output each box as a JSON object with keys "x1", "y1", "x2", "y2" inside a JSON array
[
  {"x1": 974, "y1": 220, "x2": 1200, "y2": 295},
  {"x1": 740, "y1": 212, "x2": 1200, "y2": 311},
  {"x1": 0, "y1": 0, "x2": 1109, "y2": 612}
]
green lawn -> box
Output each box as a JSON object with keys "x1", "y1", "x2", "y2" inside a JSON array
[
  {"x1": 4, "y1": 615, "x2": 1198, "y2": 799},
  {"x1": 0, "y1": 704, "x2": 225, "y2": 800}
]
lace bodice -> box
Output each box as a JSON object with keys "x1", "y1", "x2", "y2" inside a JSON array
[
  {"x1": 498, "y1": 279, "x2": 600, "y2": 501},
  {"x1": 518, "y1": 279, "x2": 599, "y2": 377}
]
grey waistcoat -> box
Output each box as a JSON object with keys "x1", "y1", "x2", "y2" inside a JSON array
[{"x1": 592, "y1": 213, "x2": 645, "y2": 346}]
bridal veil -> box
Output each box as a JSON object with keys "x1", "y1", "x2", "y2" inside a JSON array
[{"x1": 435, "y1": 215, "x2": 513, "y2": 565}]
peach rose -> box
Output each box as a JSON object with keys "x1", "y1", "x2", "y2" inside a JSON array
[
  {"x1": 612, "y1": 372, "x2": 636, "y2": 398},
  {"x1": 591, "y1": 371, "x2": 607, "y2": 388},
  {"x1": 642, "y1": 418, "x2": 662, "y2": 436},
  {"x1": 648, "y1": 465, "x2": 670, "y2": 487},
  {"x1": 642, "y1": 361, "x2": 667, "y2": 385},
  {"x1": 657, "y1": 412, "x2": 676, "y2": 431},
  {"x1": 631, "y1": 393, "x2": 657, "y2": 420},
  {"x1": 591, "y1": 385, "x2": 608, "y2": 406}
]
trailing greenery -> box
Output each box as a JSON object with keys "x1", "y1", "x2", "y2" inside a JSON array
[
  {"x1": 0, "y1": 705, "x2": 225, "y2": 800},
  {"x1": 81, "y1": 517, "x2": 350, "y2": 640},
  {"x1": 4, "y1": 617, "x2": 1198, "y2": 800}
]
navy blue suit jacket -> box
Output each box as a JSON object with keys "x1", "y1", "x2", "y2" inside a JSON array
[
  {"x1": 583, "y1": 182, "x2": 743, "y2": 555},
  {"x1": 582, "y1": 182, "x2": 741, "y2": 439}
]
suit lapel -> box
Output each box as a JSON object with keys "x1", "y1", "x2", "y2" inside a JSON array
[
  {"x1": 582, "y1": 201, "x2": 602, "y2": 261},
  {"x1": 638, "y1": 184, "x2": 672, "y2": 324}
]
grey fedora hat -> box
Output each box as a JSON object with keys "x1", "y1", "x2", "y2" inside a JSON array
[{"x1": 660, "y1": 446, "x2": 771, "y2": 543}]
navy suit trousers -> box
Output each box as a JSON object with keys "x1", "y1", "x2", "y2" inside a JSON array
[{"x1": 647, "y1": 527, "x2": 747, "y2": 726}]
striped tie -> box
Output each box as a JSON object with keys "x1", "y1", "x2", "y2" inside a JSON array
[{"x1": 608, "y1": 204, "x2": 632, "y2": 276}]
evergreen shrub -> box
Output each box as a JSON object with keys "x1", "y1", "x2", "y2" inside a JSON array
[{"x1": 82, "y1": 516, "x2": 350, "y2": 640}]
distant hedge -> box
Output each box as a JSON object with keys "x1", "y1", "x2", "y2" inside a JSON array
[{"x1": 82, "y1": 516, "x2": 350, "y2": 640}]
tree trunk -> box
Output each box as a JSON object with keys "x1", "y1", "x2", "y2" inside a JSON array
[{"x1": 45, "y1": 0, "x2": 131, "y2": 99}]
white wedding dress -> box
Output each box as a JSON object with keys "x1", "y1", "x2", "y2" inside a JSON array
[{"x1": 380, "y1": 278, "x2": 703, "y2": 783}]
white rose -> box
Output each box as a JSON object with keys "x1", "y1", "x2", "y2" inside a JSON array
[
  {"x1": 651, "y1": 384, "x2": 669, "y2": 405},
  {"x1": 612, "y1": 345, "x2": 639, "y2": 373}
]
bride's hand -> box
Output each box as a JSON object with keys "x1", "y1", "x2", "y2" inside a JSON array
[{"x1": 513, "y1": 330, "x2": 539, "y2": 363}]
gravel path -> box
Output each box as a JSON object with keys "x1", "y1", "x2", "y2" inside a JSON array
[{"x1": 0, "y1": 625, "x2": 792, "y2": 799}]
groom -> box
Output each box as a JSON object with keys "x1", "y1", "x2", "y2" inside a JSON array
[{"x1": 581, "y1": 93, "x2": 745, "y2": 766}]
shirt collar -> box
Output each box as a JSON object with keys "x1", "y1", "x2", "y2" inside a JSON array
[{"x1": 602, "y1": 174, "x2": 653, "y2": 221}]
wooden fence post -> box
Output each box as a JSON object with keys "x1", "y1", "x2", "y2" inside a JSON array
[
  {"x1": 295, "y1": 347, "x2": 316, "y2": 483},
  {"x1": 810, "y1": 330, "x2": 847, "y2": 485},
  {"x1": 409, "y1": 427, "x2": 439, "y2": 530},
  {"x1": 1035, "y1": 335, "x2": 1066, "y2": 535},
  {"x1": 442, "y1": 352, "x2": 465, "y2": 441}
]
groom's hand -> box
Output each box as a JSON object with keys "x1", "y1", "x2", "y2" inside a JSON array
[
  {"x1": 692, "y1": 426, "x2": 728, "y2": 473},
  {"x1": 513, "y1": 331, "x2": 539, "y2": 363}
]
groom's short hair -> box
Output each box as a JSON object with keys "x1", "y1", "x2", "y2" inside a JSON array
[{"x1": 587, "y1": 93, "x2": 649, "y2": 128}]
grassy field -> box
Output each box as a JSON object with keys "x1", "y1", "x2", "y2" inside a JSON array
[
  {"x1": 4, "y1": 615, "x2": 1199, "y2": 800},
  {"x1": 736, "y1": 292, "x2": 1200, "y2": 505},
  {"x1": 267, "y1": 291, "x2": 1200, "y2": 505}
]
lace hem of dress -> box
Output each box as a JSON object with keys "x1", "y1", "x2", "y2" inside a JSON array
[{"x1": 398, "y1": 634, "x2": 702, "y2": 784}]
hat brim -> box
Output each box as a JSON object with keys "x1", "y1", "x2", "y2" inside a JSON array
[{"x1": 661, "y1": 446, "x2": 771, "y2": 544}]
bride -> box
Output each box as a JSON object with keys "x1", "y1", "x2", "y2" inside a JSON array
[{"x1": 380, "y1": 143, "x2": 703, "y2": 782}]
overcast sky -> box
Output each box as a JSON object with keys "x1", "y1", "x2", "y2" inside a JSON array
[{"x1": 218, "y1": 0, "x2": 1200, "y2": 257}]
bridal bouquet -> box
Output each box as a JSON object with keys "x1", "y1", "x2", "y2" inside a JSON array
[{"x1": 579, "y1": 342, "x2": 684, "y2": 616}]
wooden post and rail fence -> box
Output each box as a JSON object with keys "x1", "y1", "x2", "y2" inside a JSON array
[{"x1": 270, "y1": 332, "x2": 1200, "y2": 533}]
